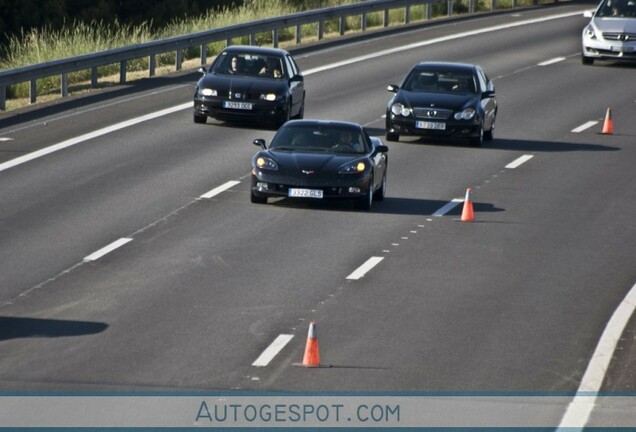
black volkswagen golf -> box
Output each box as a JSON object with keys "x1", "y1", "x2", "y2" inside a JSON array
[
  {"x1": 385, "y1": 61, "x2": 497, "y2": 147},
  {"x1": 194, "y1": 45, "x2": 305, "y2": 127}
]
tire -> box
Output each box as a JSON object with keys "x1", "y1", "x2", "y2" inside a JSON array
[
  {"x1": 373, "y1": 172, "x2": 387, "y2": 201},
  {"x1": 356, "y1": 177, "x2": 374, "y2": 210},
  {"x1": 469, "y1": 124, "x2": 483, "y2": 147},
  {"x1": 295, "y1": 94, "x2": 305, "y2": 119},
  {"x1": 194, "y1": 112, "x2": 207, "y2": 124},
  {"x1": 581, "y1": 54, "x2": 594, "y2": 65},
  {"x1": 484, "y1": 121, "x2": 495, "y2": 141},
  {"x1": 250, "y1": 191, "x2": 267, "y2": 204},
  {"x1": 386, "y1": 131, "x2": 400, "y2": 142},
  {"x1": 277, "y1": 100, "x2": 292, "y2": 128}
]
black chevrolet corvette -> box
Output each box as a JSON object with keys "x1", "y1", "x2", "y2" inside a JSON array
[
  {"x1": 386, "y1": 61, "x2": 497, "y2": 146},
  {"x1": 250, "y1": 120, "x2": 389, "y2": 210},
  {"x1": 193, "y1": 45, "x2": 305, "y2": 127}
]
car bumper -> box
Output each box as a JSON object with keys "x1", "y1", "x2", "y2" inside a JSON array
[
  {"x1": 250, "y1": 172, "x2": 372, "y2": 200},
  {"x1": 194, "y1": 97, "x2": 287, "y2": 122},
  {"x1": 386, "y1": 114, "x2": 482, "y2": 139},
  {"x1": 582, "y1": 41, "x2": 636, "y2": 61}
]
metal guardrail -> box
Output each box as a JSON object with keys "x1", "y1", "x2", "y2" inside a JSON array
[{"x1": 0, "y1": 0, "x2": 542, "y2": 111}]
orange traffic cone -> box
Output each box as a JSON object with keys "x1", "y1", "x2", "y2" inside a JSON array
[
  {"x1": 302, "y1": 321, "x2": 320, "y2": 367},
  {"x1": 601, "y1": 107, "x2": 613, "y2": 135},
  {"x1": 461, "y1": 188, "x2": 474, "y2": 222}
]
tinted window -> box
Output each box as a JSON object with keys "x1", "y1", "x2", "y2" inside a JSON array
[{"x1": 271, "y1": 125, "x2": 366, "y2": 153}]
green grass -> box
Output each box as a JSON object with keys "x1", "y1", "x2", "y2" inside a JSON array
[{"x1": 0, "y1": 0, "x2": 544, "y2": 106}]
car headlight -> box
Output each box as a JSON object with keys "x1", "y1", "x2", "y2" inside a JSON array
[
  {"x1": 390, "y1": 102, "x2": 412, "y2": 117},
  {"x1": 339, "y1": 161, "x2": 366, "y2": 174},
  {"x1": 260, "y1": 93, "x2": 277, "y2": 101},
  {"x1": 255, "y1": 156, "x2": 278, "y2": 171},
  {"x1": 584, "y1": 25, "x2": 597, "y2": 40},
  {"x1": 200, "y1": 88, "x2": 217, "y2": 97},
  {"x1": 454, "y1": 108, "x2": 476, "y2": 120}
]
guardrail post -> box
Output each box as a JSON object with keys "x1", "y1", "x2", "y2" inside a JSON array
[
  {"x1": 447, "y1": 0, "x2": 453, "y2": 16},
  {"x1": 150, "y1": 54, "x2": 156, "y2": 77},
  {"x1": 61, "y1": 73, "x2": 68, "y2": 97},
  {"x1": 296, "y1": 24, "x2": 302, "y2": 44},
  {"x1": 201, "y1": 44, "x2": 207, "y2": 65},
  {"x1": 404, "y1": 5, "x2": 410, "y2": 24},
  {"x1": 383, "y1": 9, "x2": 389, "y2": 27},
  {"x1": 273, "y1": 29, "x2": 279, "y2": 47},
  {"x1": 339, "y1": 17, "x2": 346, "y2": 35},
  {"x1": 30, "y1": 80, "x2": 36, "y2": 104},
  {"x1": 361, "y1": 13, "x2": 367, "y2": 32},
  {"x1": 318, "y1": 21, "x2": 324, "y2": 40},
  {"x1": 91, "y1": 67, "x2": 98, "y2": 88},
  {"x1": 426, "y1": 2, "x2": 432, "y2": 20},
  {"x1": 120, "y1": 61, "x2": 126, "y2": 84},
  {"x1": 176, "y1": 48, "x2": 183, "y2": 71},
  {"x1": 0, "y1": 86, "x2": 6, "y2": 111},
  {"x1": 491, "y1": 0, "x2": 496, "y2": 10}
]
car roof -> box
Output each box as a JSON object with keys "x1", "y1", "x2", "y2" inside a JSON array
[
  {"x1": 222, "y1": 45, "x2": 290, "y2": 57},
  {"x1": 413, "y1": 61, "x2": 478, "y2": 71},
  {"x1": 282, "y1": 119, "x2": 364, "y2": 131}
]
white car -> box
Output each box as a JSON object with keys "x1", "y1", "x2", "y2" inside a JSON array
[{"x1": 581, "y1": 0, "x2": 636, "y2": 64}]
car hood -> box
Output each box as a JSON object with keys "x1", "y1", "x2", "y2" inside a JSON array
[
  {"x1": 398, "y1": 90, "x2": 477, "y2": 109},
  {"x1": 198, "y1": 73, "x2": 286, "y2": 94},
  {"x1": 591, "y1": 17, "x2": 636, "y2": 33},
  {"x1": 259, "y1": 150, "x2": 360, "y2": 174}
]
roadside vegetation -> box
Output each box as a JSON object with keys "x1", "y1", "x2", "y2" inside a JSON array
[{"x1": 0, "y1": 0, "x2": 539, "y2": 110}]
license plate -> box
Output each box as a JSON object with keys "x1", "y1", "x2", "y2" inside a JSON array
[
  {"x1": 611, "y1": 45, "x2": 634, "y2": 52},
  {"x1": 289, "y1": 188, "x2": 323, "y2": 199},
  {"x1": 223, "y1": 101, "x2": 253, "y2": 110},
  {"x1": 416, "y1": 121, "x2": 446, "y2": 130}
]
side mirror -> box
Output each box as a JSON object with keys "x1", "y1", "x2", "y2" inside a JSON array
[
  {"x1": 253, "y1": 138, "x2": 267, "y2": 150},
  {"x1": 373, "y1": 144, "x2": 389, "y2": 155},
  {"x1": 290, "y1": 75, "x2": 303, "y2": 82},
  {"x1": 482, "y1": 90, "x2": 496, "y2": 99},
  {"x1": 583, "y1": 10, "x2": 594, "y2": 18},
  {"x1": 197, "y1": 67, "x2": 207, "y2": 74},
  {"x1": 387, "y1": 84, "x2": 399, "y2": 93}
]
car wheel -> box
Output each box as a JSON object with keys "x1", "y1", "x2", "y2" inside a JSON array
[
  {"x1": 386, "y1": 131, "x2": 400, "y2": 142},
  {"x1": 469, "y1": 124, "x2": 483, "y2": 147},
  {"x1": 581, "y1": 54, "x2": 594, "y2": 65},
  {"x1": 484, "y1": 121, "x2": 495, "y2": 141},
  {"x1": 356, "y1": 177, "x2": 374, "y2": 210},
  {"x1": 295, "y1": 94, "x2": 305, "y2": 119},
  {"x1": 194, "y1": 112, "x2": 207, "y2": 124},
  {"x1": 251, "y1": 190, "x2": 267, "y2": 204},
  {"x1": 373, "y1": 171, "x2": 387, "y2": 201},
  {"x1": 278, "y1": 100, "x2": 292, "y2": 128}
]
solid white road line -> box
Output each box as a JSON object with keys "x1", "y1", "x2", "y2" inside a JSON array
[
  {"x1": 538, "y1": 57, "x2": 566, "y2": 66},
  {"x1": 506, "y1": 154, "x2": 534, "y2": 169},
  {"x1": 0, "y1": 102, "x2": 192, "y2": 174},
  {"x1": 200, "y1": 180, "x2": 241, "y2": 199},
  {"x1": 572, "y1": 121, "x2": 599, "y2": 133},
  {"x1": 558, "y1": 281, "x2": 636, "y2": 428},
  {"x1": 347, "y1": 256, "x2": 384, "y2": 280},
  {"x1": 83, "y1": 238, "x2": 133, "y2": 262},
  {"x1": 433, "y1": 199, "x2": 463, "y2": 217},
  {"x1": 252, "y1": 334, "x2": 294, "y2": 367}
]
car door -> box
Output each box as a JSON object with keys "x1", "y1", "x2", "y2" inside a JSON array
[
  {"x1": 476, "y1": 68, "x2": 496, "y2": 129},
  {"x1": 285, "y1": 54, "x2": 304, "y2": 116}
]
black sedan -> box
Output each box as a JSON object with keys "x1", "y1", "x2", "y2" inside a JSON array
[
  {"x1": 250, "y1": 120, "x2": 389, "y2": 210},
  {"x1": 385, "y1": 61, "x2": 497, "y2": 146},
  {"x1": 193, "y1": 45, "x2": 305, "y2": 127}
]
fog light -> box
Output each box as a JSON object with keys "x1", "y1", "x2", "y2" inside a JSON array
[
  {"x1": 256, "y1": 182, "x2": 269, "y2": 191},
  {"x1": 348, "y1": 187, "x2": 361, "y2": 194}
]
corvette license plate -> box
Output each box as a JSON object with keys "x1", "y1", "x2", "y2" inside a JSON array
[
  {"x1": 223, "y1": 101, "x2": 253, "y2": 110},
  {"x1": 289, "y1": 188, "x2": 323, "y2": 199},
  {"x1": 416, "y1": 121, "x2": 446, "y2": 130}
]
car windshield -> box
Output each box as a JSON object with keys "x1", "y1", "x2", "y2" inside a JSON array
[
  {"x1": 270, "y1": 125, "x2": 368, "y2": 154},
  {"x1": 403, "y1": 69, "x2": 476, "y2": 94},
  {"x1": 212, "y1": 52, "x2": 285, "y2": 78},
  {"x1": 596, "y1": 0, "x2": 636, "y2": 17}
]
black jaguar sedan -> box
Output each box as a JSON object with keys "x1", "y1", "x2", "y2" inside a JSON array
[
  {"x1": 193, "y1": 45, "x2": 305, "y2": 127},
  {"x1": 250, "y1": 120, "x2": 389, "y2": 210},
  {"x1": 385, "y1": 61, "x2": 497, "y2": 146}
]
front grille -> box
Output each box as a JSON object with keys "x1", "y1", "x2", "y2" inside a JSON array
[
  {"x1": 412, "y1": 107, "x2": 453, "y2": 120},
  {"x1": 603, "y1": 32, "x2": 636, "y2": 41}
]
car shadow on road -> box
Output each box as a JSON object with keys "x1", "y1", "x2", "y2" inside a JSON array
[
  {"x1": 0, "y1": 316, "x2": 108, "y2": 341},
  {"x1": 364, "y1": 128, "x2": 621, "y2": 152}
]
